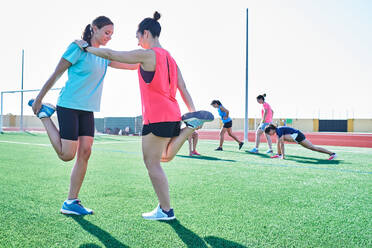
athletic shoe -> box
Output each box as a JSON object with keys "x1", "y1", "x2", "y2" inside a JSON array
[
  {"x1": 28, "y1": 99, "x2": 56, "y2": 119},
  {"x1": 60, "y1": 199, "x2": 93, "y2": 215},
  {"x1": 271, "y1": 154, "x2": 282, "y2": 159},
  {"x1": 239, "y1": 142, "x2": 244, "y2": 150},
  {"x1": 192, "y1": 151, "x2": 201, "y2": 156},
  {"x1": 328, "y1": 153, "x2": 337, "y2": 160},
  {"x1": 182, "y1": 110, "x2": 214, "y2": 129},
  {"x1": 215, "y1": 147, "x2": 223, "y2": 151},
  {"x1": 266, "y1": 149, "x2": 273, "y2": 154},
  {"x1": 249, "y1": 147, "x2": 258, "y2": 153},
  {"x1": 142, "y1": 204, "x2": 175, "y2": 221}
]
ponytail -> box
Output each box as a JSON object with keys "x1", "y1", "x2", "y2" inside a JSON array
[{"x1": 82, "y1": 24, "x2": 93, "y2": 46}]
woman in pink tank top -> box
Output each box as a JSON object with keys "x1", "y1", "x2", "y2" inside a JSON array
[
  {"x1": 75, "y1": 12, "x2": 214, "y2": 220},
  {"x1": 249, "y1": 94, "x2": 274, "y2": 154}
]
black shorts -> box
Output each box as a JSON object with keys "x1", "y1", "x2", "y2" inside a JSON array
[
  {"x1": 142, "y1": 121, "x2": 181, "y2": 138},
  {"x1": 56, "y1": 106, "x2": 95, "y2": 141},
  {"x1": 223, "y1": 121, "x2": 233, "y2": 128},
  {"x1": 295, "y1": 131, "x2": 306, "y2": 143}
]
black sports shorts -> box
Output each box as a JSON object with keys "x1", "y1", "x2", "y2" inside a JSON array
[
  {"x1": 142, "y1": 121, "x2": 181, "y2": 138},
  {"x1": 295, "y1": 131, "x2": 306, "y2": 143},
  {"x1": 56, "y1": 105, "x2": 95, "y2": 141},
  {"x1": 223, "y1": 120, "x2": 233, "y2": 128}
]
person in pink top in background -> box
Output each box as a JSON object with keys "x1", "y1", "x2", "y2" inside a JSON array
[
  {"x1": 188, "y1": 131, "x2": 200, "y2": 156},
  {"x1": 249, "y1": 94, "x2": 274, "y2": 154}
]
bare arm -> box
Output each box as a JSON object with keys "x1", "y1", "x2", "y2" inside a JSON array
[
  {"x1": 32, "y1": 58, "x2": 71, "y2": 114},
  {"x1": 86, "y1": 46, "x2": 154, "y2": 68},
  {"x1": 109, "y1": 61, "x2": 140, "y2": 70},
  {"x1": 220, "y1": 106, "x2": 229, "y2": 120},
  {"x1": 177, "y1": 66, "x2": 196, "y2": 112},
  {"x1": 262, "y1": 110, "x2": 268, "y2": 123},
  {"x1": 279, "y1": 137, "x2": 285, "y2": 158}
]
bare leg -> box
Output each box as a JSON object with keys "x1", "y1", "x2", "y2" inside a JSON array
[
  {"x1": 67, "y1": 136, "x2": 93, "y2": 199},
  {"x1": 188, "y1": 136, "x2": 193, "y2": 156},
  {"x1": 300, "y1": 139, "x2": 334, "y2": 155},
  {"x1": 41, "y1": 118, "x2": 77, "y2": 161},
  {"x1": 227, "y1": 128, "x2": 242, "y2": 144},
  {"x1": 265, "y1": 133, "x2": 273, "y2": 150},
  {"x1": 255, "y1": 128, "x2": 264, "y2": 148},
  {"x1": 219, "y1": 128, "x2": 227, "y2": 148},
  {"x1": 161, "y1": 127, "x2": 195, "y2": 162},
  {"x1": 192, "y1": 132, "x2": 198, "y2": 151},
  {"x1": 142, "y1": 133, "x2": 173, "y2": 211}
]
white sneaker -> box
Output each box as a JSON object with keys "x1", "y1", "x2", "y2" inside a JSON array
[{"x1": 142, "y1": 204, "x2": 175, "y2": 221}]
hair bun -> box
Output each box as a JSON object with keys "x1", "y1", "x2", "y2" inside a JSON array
[
  {"x1": 153, "y1": 11, "x2": 161, "y2": 21},
  {"x1": 263, "y1": 93, "x2": 266, "y2": 97}
]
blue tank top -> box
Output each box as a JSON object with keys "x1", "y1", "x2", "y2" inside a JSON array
[{"x1": 218, "y1": 105, "x2": 232, "y2": 123}]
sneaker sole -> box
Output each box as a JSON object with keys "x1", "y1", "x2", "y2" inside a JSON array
[
  {"x1": 182, "y1": 111, "x2": 214, "y2": 122},
  {"x1": 60, "y1": 209, "x2": 93, "y2": 215},
  {"x1": 142, "y1": 215, "x2": 176, "y2": 221}
]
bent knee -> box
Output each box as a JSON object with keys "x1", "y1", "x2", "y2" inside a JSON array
[
  {"x1": 58, "y1": 153, "x2": 75, "y2": 162},
  {"x1": 160, "y1": 155, "x2": 174, "y2": 163}
]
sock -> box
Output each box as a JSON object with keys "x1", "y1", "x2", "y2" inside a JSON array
[{"x1": 65, "y1": 198, "x2": 78, "y2": 204}]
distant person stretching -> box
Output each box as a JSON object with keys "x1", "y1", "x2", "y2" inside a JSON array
[
  {"x1": 75, "y1": 12, "x2": 213, "y2": 220},
  {"x1": 264, "y1": 124, "x2": 337, "y2": 160},
  {"x1": 250, "y1": 94, "x2": 274, "y2": 154},
  {"x1": 211, "y1": 100, "x2": 244, "y2": 151}
]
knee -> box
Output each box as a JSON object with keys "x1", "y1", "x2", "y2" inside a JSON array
[
  {"x1": 79, "y1": 147, "x2": 92, "y2": 160},
  {"x1": 160, "y1": 156, "x2": 173, "y2": 163},
  {"x1": 58, "y1": 152, "x2": 75, "y2": 162}
]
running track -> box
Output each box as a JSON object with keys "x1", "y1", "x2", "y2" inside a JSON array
[
  {"x1": 3, "y1": 128, "x2": 372, "y2": 148},
  {"x1": 197, "y1": 130, "x2": 372, "y2": 148}
]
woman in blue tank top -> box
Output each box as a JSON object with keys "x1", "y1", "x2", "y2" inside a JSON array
[
  {"x1": 264, "y1": 124, "x2": 337, "y2": 160},
  {"x1": 211, "y1": 100, "x2": 244, "y2": 151},
  {"x1": 29, "y1": 16, "x2": 138, "y2": 216}
]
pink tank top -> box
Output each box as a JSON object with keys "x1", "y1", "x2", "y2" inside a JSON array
[
  {"x1": 138, "y1": 47, "x2": 181, "y2": 124},
  {"x1": 262, "y1": 102, "x2": 273, "y2": 123}
]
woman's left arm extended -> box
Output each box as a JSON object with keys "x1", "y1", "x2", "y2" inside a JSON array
[
  {"x1": 75, "y1": 39, "x2": 152, "y2": 65},
  {"x1": 109, "y1": 61, "x2": 139, "y2": 70}
]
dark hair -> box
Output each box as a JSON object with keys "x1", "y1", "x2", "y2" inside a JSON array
[
  {"x1": 82, "y1": 16, "x2": 113, "y2": 46},
  {"x1": 137, "y1": 11, "x2": 162, "y2": 38},
  {"x1": 257, "y1": 93, "x2": 266, "y2": 101},
  {"x1": 264, "y1": 123, "x2": 277, "y2": 134},
  {"x1": 211, "y1": 100, "x2": 222, "y2": 106}
]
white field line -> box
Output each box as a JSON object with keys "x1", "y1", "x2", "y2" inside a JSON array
[
  {"x1": 0, "y1": 139, "x2": 140, "y2": 147},
  {"x1": 0, "y1": 140, "x2": 50, "y2": 147}
]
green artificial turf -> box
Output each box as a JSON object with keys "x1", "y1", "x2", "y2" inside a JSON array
[{"x1": 0, "y1": 132, "x2": 371, "y2": 247}]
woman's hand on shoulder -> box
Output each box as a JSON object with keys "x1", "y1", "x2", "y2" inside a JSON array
[{"x1": 74, "y1": 40, "x2": 89, "y2": 50}]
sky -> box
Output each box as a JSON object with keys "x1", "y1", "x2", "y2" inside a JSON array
[{"x1": 1, "y1": 0, "x2": 371, "y2": 119}]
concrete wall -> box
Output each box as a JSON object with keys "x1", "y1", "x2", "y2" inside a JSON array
[{"x1": 353, "y1": 119, "x2": 372, "y2": 132}]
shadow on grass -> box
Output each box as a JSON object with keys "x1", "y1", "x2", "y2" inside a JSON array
[
  {"x1": 160, "y1": 219, "x2": 207, "y2": 247},
  {"x1": 284, "y1": 154, "x2": 341, "y2": 165},
  {"x1": 244, "y1": 151, "x2": 269, "y2": 158},
  {"x1": 204, "y1": 236, "x2": 248, "y2": 248},
  {"x1": 176, "y1": 155, "x2": 236, "y2": 162},
  {"x1": 161, "y1": 220, "x2": 247, "y2": 248},
  {"x1": 70, "y1": 216, "x2": 129, "y2": 248}
]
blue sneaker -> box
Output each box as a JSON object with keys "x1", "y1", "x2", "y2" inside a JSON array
[
  {"x1": 28, "y1": 99, "x2": 55, "y2": 119},
  {"x1": 249, "y1": 147, "x2": 258, "y2": 153},
  {"x1": 266, "y1": 149, "x2": 273, "y2": 154},
  {"x1": 142, "y1": 204, "x2": 175, "y2": 221},
  {"x1": 60, "y1": 199, "x2": 93, "y2": 215},
  {"x1": 182, "y1": 110, "x2": 214, "y2": 129}
]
